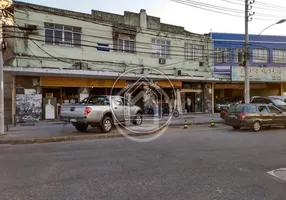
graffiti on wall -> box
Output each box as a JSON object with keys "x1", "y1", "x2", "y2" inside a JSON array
[{"x1": 16, "y1": 94, "x2": 42, "y2": 123}]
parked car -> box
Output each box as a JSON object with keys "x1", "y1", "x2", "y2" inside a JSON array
[
  {"x1": 224, "y1": 104, "x2": 286, "y2": 132},
  {"x1": 59, "y1": 95, "x2": 143, "y2": 133},
  {"x1": 269, "y1": 95, "x2": 286, "y2": 103},
  {"x1": 250, "y1": 96, "x2": 286, "y2": 112},
  {"x1": 215, "y1": 99, "x2": 233, "y2": 112}
]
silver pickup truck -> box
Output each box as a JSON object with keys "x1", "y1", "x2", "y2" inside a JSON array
[{"x1": 59, "y1": 95, "x2": 143, "y2": 133}]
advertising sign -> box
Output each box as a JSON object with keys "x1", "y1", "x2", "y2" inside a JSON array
[{"x1": 231, "y1": 66, "x2": 286, "y2": 82}]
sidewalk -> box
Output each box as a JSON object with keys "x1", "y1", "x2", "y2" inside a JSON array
[{"x1": 0, "y1": 113, "x2": 225, "y2": 144}]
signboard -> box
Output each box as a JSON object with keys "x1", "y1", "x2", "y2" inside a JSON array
[
  {"x1": 40, "y1": 77, "x2": 126, "y2": 88},
  {"x1": 231, "y1": 67, "x2": 286, "y2": 82}
]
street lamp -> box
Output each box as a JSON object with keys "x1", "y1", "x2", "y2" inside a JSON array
[
  {"x1": 258, "y1": 19, "x2": 286, "y2": 36},
  {"x1": 244, "y1": 19, "x2": 286, "y2": 104},
  {"x1": 0, "y1": 0, "x2": 13, "y2": 135}
]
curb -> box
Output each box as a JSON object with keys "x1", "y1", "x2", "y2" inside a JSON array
[
  {"x1": 15, "y1": 121, "x2": 225, "y2": 127},
  {"x1": 0, "y1": 131, "x2": 159, "y2": 145}
]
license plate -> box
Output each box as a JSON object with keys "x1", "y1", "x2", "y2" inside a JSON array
[{"x1": 70, "y1": 119, "x2": 77, "y2": 122}]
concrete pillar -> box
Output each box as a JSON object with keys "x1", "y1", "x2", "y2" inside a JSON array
[
  {"x1": 280, "y1": 83, "x2": 284, "y2": 96},
  {"x1": 140, "y1": 9, "x2": 147, "y2": 29},
  {"x1": 12, "y1": 75, "x2": 15, "y2": 125},
  {"x1": 212, "y1": 83, "x2": 215, "y2": 114}
]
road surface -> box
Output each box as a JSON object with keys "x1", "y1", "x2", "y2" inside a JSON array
[{"x1": 1, "y1": 127, "x2": 286, "y2": 200}]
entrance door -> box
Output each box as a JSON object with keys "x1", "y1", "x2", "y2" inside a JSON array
[{"x1": 195, "y1": 92, "x2": 203, "y2": 112}]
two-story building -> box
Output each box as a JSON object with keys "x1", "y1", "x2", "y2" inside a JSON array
[
  {"x1": 211, "y1": 32, "x2": 286, "y2": 101},
  {"x1": 3, "y1": 1, "x2": 217, "y2": 124}
]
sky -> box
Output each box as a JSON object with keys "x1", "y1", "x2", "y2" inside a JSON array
[{"x1": 20, "y1": 0, "x2": 286, "y2": 36}]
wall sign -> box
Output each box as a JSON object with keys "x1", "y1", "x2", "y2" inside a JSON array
[{"x1": 231, "y1": 66, "x2": 286, "y2": 82}]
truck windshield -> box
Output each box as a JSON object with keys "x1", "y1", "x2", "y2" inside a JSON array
[{"x1": 79, "y1": 96, "x2": 109, "y2": 105}]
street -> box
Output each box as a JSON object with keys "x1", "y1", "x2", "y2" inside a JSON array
[{"x1": 1, "y1": 127, "x2": 286, "y2": 200}]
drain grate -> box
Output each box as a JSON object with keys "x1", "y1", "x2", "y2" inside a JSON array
[{"x1": 267, "y1": 168, "x2": 286, "y2": 181}]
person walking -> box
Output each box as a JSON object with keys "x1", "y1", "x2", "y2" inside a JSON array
[{"x1": 187, "y1": 97, "x2": 192, "y2": 113}]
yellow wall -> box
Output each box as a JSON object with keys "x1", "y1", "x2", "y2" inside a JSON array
[{"x1": 250, "y1": 89, "x2": 280, "y2": 96}]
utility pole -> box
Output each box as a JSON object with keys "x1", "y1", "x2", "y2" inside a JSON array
[{"x1": 244, "y1": 0, "x2": 255, "y2": 104}]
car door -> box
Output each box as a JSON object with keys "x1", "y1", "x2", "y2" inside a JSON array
[
  {"x1": 111, "y1": 96, "x2": 124, "y2": 122},
  {"x1": 267, "y1": 105, "x2": 285, "y2": 126},
  {"x1": 257, "y1": 105, "x2": 272, "y2": 126},
  {"x1": 121, "y1": 97, "x2": 134, "y2": 121}
]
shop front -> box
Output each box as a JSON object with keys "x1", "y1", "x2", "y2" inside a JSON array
[
  {"x1": 214, "y1": 83, "x2": 283, "y2": 102},
  {"x1": 180, "y1": 82, "x2": 212, "y2": 113},
  {"x1": 14, "y1": 76, "x2": 126, "y2": 123}
]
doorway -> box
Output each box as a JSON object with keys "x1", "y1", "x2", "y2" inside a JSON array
[{"x1": 184, "y1": 92, "x2": 203, "y2": 113}]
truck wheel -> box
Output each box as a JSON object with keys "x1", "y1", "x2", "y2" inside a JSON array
[
  {"x1": 133, "y1": 113, "x2": 143, "y2": 125},
  {"x1": 100, "y1": 116, "x2": 113, "y2": 133},
  {"x1": 75, "y1": 123, "x2": 88, "y2": 132}
]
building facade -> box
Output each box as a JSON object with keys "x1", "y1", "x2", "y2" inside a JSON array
[
  {"x1": 3, "y1": 1, "x2": 216, "y2": 124},
  {"x1": 211, "y1": 32, "x2": 286, "y2": 101}
]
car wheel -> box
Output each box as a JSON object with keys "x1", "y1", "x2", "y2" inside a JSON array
[
  {"x1": 232, "y1": 126, "x2": 241, "y2": 130},
  {"x1": 252, "y1": 121, "x2": 261, "y2": 132},
  {"x1": 75, "y1": 123, "x2": 88, "y2": 132},
  {"x1": 100, "y1": 116, "x2": 113, "y2": 133},
  {"x1": 133, "y1": 113, "x2": 143, "y2": 125}
]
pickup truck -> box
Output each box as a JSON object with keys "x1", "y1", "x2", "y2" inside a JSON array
[{"x1": 59, "y1": 95, "x2": 143, "y2": 133}]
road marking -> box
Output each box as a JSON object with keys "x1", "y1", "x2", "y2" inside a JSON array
[{"x1": 267, "y1": 168, "x2": 286, "y2": 181}]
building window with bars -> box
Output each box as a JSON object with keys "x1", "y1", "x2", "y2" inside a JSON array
[
  {"x1": 185, "y1": 44, "x2": 204, "y2": 61},
  {"x1": 214, "y1": 48, "x2": 230, "y2": 63},
  {"x1": 234, "y1": 48, "x2": 244, "y2": 64},
  {"x1": 252, "y1": 48, "x2": 269, "y2": 63},
  {"x1": 273, "y1": 49, "x2": 286, "y2": 63},
  {"x1": 44, "y1": 23, "x2": 82, "y2": 47},
  {"x1": 151, "y1": 39, "x2": 170, "y2": 58},
  {"x1": 114, "y1": 34, "x2": 135, "y2": 53}
]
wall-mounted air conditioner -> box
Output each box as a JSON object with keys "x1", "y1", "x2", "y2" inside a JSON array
[{"x1": 159, "y1": 58, "x2": 166, "y2": 64}]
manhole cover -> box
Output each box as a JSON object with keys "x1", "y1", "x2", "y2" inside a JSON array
[{"x1": 267, "y1": 168, "x2": 286, "y2": 181}]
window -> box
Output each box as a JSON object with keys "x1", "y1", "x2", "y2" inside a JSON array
[
  {"x1": 268, "y1": 106, "x2": 282, "y2": 114},
  {"x1": 271, "y1": 99, "x2": 286, "y2": 106},
  {"x1": 185, "y1": 44, "x2": 204, "y2": 61},
  {"x1": 112, "y1": 97, "x2": 123, "y2": 106},
  {"x1": 258, "y1": 106, "x2": 270, "y2": 113},
  {"x1": 273, "y1": 49, "x2": 286, "y2": 63},
  {"x1": 214, "y1": 48, "x2": 230, "y2": 63},
  {"x1": 234, "y1": 48, "x2": 244, "y2": 63},
  {"x1": 251, "y1": 98, "x2": 271, "y2": 104},
  {"x1": 245, "y1": 105, "x2": 257, "y2": 113},
  {"x1": 152, "y1": 39, "x2": 170, "y2": 58},
  {"x1": 116, "y1": 34, "x2": 135, "y2": 53},
  {"x1": 252, "y1": 48, "x2": 269, "y2": 63},
  {"x1": 44, "y1": 23, "x2": 82, "y2": 47}
]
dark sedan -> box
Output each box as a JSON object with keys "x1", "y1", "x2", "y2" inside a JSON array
[{"x1": 225, "y1": 104, "x2": 286, "y2": 132}]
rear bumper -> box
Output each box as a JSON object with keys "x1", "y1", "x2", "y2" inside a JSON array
[
  {"x1": 225, "y1": 118, "x2": 253, "y2": 127},
  {"x1": 59, "y1": 117, "x2": 86, "y2": 123}
]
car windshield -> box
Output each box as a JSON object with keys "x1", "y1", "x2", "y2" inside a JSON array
[
  {"x1": 79, "y1": 96, "x2": 108, "y2": 105},
  {"x1": 271, "y1": 99, "x2": 286, "y2": 106}
]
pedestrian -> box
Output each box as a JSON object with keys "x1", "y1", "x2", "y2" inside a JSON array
[{"x1": 187, "y1": 97, "x2": 192, "y2": 112}]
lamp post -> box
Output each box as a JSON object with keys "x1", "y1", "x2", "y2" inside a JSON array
[
  {"x1": 0, "y1": 0, "x2": 13, "y2": 135},
  {"x1": 244, "y1": 18, "x2": 286, "y2": 104}
]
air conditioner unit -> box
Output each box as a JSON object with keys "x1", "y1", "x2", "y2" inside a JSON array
[
  {"x1": 159, "y1": 58, "x2": 166, "y2": 64},
  {"x1": 25, "y1": 24, "x2": 39, "y2": 34},
  {"x1": 199, "y1": 61, "x2": 204, "y2": 67},
  {"x1": 59, "y1": 41, "x2": 72, "y2": 47},
  {"x1": 177, "y1": 69, "x2": 182, "y2": 76}
]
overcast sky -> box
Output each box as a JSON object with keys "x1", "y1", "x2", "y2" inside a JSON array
[{"x1": 20, "y1": 0, "x2": 286, "y2": 35}]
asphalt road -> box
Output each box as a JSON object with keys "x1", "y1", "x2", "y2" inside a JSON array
[{"x1": 1, "y1": 127, "x2": 286, "y2": 200}]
